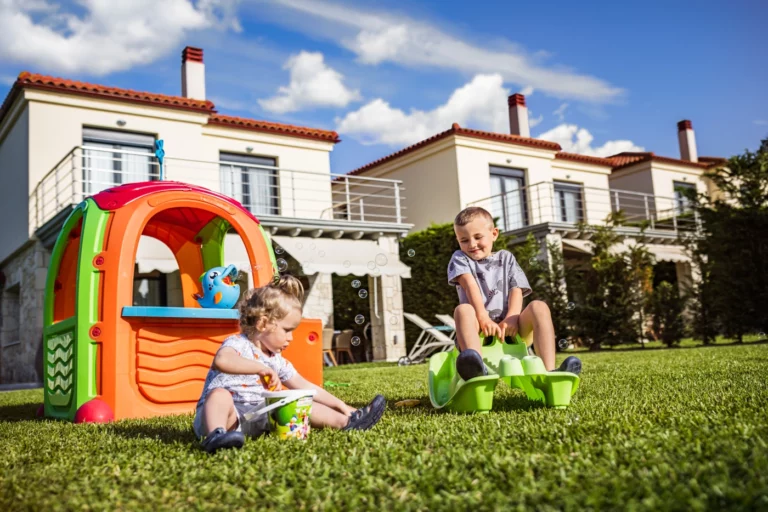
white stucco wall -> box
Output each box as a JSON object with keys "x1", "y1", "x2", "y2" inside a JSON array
[
  {"x1": 351, "y1": 139, "x2": 461, "y2": 232},
  {"x1": 19, "y1": 89, "x2": 335, "y2": 235},
  {"x1": 649, "y1": 163, "x2": 708, "y2": 214},
  {"x1": 0, "y1": 106, "x2": 30, "y2": 264}
]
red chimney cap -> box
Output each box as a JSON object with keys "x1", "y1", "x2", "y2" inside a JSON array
[
  {"x1": 677, "y1": 119, "x2": 693, "y2": 131},
  {"x1": 182, "y1": 46, "x2": 204, "y2": 64},
  {"x1": 508, "y1": 93, "x2": 526, "y2": 107}
]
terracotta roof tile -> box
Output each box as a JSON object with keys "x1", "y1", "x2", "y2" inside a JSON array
[
  {"x1": 3, "y1": 72, "x2": 215, "y2": 116},
  {"x1": 0, "y1": 72, "x2": 340, "y2": 144},
  {"x1": 554, "y1": 152, "x2": 613, "y2": 167},
  {"x1": 607, "y1": 151, "x2": 711, "y2": 171},
  {"x1": 207, "y1": 114, "x2": 340, "y2": 143},
  {"x1": 348, "y1": 123, "x2": 560, "y2": 175},
  {"x1": 698, "y1": 156, "x2": 728, "y2": 168}
]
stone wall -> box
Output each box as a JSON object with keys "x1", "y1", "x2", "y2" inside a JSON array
[
  {"x1": 0, "y1": 241, "x2": 49, "y2": 384},
  {"x1": 303, "y1": 272, "x2": 333, "y2": 329}
]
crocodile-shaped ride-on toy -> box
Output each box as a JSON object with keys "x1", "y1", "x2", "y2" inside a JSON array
[{"x1": 428, "y1": 335, "x2": 580, "y2": 413}]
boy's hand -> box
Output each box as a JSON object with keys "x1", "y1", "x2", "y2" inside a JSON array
[
  {"x1": 499, "y1": 315, "x2": 520, "y2": 338},
  {"x1": 478, "y1": 313, "x2": 503, "y2": 339},
  {"x1": 254, "y1": 363, "x2": 280, "y2": 390}
]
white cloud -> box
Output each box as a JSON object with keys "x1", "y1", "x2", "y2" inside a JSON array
[
  {"x1": 537, "y1": 124, "x2": 644, "y2": 157},
  {"x1": 0, "y1": 0, "x2": 240, "y2": 75},
  {"x1": 268, "y1": 0, "x2": 623, "y2": 102},
  {"x1": 520, "y1": 86, "x2": 534, "y2": 96},
  {"x1": 258, "y1": 51, "x2": 361, "y2": 114},
  {"x1": 529, "y1": 112, "x2": 543, "y2": 128},
  {"x1": 553, "y1": 103, "x2": 568, "y2": 121},
  {"x1": 336, "y1": 73, "x2": 509, "y2": 146}
]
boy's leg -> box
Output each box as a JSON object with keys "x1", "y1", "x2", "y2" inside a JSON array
[
  {"x1": 518, "y1": 300, "x2": 556, "y2": 371},
  {"x1": 202, "y1": 388, "x2": 240, "y2": 435},
  {"x1": 454, "y1": 304, "x2": 481, "y2": 352}
]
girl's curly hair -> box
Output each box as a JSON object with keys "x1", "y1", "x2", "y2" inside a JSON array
[{"x1": 238, "y1": 275, "x2": 304, "y2": 339}]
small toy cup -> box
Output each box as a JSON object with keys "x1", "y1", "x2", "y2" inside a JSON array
[{"x1": 260, "y1": 390, "x2": 317, "y2": 440}]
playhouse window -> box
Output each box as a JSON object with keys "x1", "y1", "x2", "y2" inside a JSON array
[
  {"x1": 82, "y1": 128, "x2": 157, "y2": 195},
  {"x1": 219, "y1": 153, "x2": 278, "y2": 216}
]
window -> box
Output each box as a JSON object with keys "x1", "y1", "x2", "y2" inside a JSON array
[
  {"x1": 82, "y1": 128, "x2": 156, "y2": 195},
  {"x1": 554, "y1": 181, "x2": 585, "y2": 223},
  {"x1": 489, "y1": 166, "x2": 527, "y2": 231},
  {"x1": 673, "y1": 181, "x2": 696, "y2": 214},
  {"x1": 220, "y1": 153, "x2": 278, "y2": 216}
]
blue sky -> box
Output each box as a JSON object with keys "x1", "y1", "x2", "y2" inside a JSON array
[{"x1": 1, "y1": 0, "x2": 766, "y2": 174}]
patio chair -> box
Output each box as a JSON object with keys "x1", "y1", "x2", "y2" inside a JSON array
[
  {"x1": 334, "y1": 329, "x2": 356, "y2": 364},
  {"x1": 402, "y1": 313, "x2": 456, "y2": 365},
  {"x1": 322, "y1": 328, "x2": 337, "y2": 367}
]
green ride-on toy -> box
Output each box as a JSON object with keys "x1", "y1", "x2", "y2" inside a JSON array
[{"x1": 428, "y1": 335, "x2": 580, "y2": 413}]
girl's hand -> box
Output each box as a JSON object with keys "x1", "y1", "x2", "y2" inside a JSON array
[
  {"x1": 254, "y1": 364, "x2": 280, "y2": 390},
  {"x1": 499, "y1": 315, "x2": 520, "y2": 338}
]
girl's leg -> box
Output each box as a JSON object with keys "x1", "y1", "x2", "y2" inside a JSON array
[
  {"x1": 454, "y1": 304, "x2": 481, "y2": 352},
  {"x1": 202, "y1": 388, "x2": 239, "y2": 435},
  {"x1": 310, "y1": 402, "x2": 351, "y2": 429},
  {"x1": 518, "y1": 300, "x2": 556, "y2": 371}
]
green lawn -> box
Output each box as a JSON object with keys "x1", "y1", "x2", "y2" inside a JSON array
[{"x1": 2, "y1": 345, "x2": 767, "y2": 511}]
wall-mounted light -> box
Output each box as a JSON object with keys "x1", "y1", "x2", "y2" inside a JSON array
[
  {"x1": 682, "y1": 177, "x2": 687, "y2": 181},
  {"x1": 566, "y1": 174, "x2": 571, "y2": 180},
  {"x1": 246, "y1": 146, "x2": 254, "y2": 153},
  {"x1": 116, "y1": 119, "x2": 126, "y2": 127},
  {"x1": 506, "y1": 158, "x2": 512, "y2": 164}
]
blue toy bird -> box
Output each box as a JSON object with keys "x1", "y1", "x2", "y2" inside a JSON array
[{"x1": 193, "y1": 265, "x2": 241, "y2": 309}]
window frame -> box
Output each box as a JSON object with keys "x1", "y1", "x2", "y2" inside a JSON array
[
  {"x1": 553, "y1": 180, "x2": 586, "y2": 223},
  {"x1": 673, "y1": 180, "x2": 697, "y2": 214},
  {"x1": 489, "y1": 165, "x2": 528, "y2": 231},
  {"x1": 219, "y1": 152, "x2": 279, "y2": 216},
  {"x1": 81, "y1": 127, "x2": 157, "y2": 194}
]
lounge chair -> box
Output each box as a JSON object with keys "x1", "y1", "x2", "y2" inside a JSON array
[
  {"x1": 322, "y1": 328, "x2": 337, "y2": 367},
  {"x1": 402, "y1": 313, "x2": 456, "y2": 365},
  {"x1": 334, "y1": 329, "x2": 356, "y2": 364}
]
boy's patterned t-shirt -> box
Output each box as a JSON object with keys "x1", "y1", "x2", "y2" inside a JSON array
[
  {"x1": 196, "y1": 334, "x2": 297, "y2": 407},
  {"x1": 447, "y1": 249, "x2": 531, "y2": 322}
]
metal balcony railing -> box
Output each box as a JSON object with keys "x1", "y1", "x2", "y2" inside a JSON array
[
  {"x1": 29, "y1": 146, "x2": 407, "y2": 232},
  {"x1": 468, "y1": 181, "x2": 701, "y2": 235}
]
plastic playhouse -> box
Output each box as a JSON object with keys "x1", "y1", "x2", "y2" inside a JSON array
[
  {"x1": 42, "y1": 181, "x2": 322, "y2": 422},
  {"x1": 429, "y1": 336, "x2": 580, "y2": 412}
]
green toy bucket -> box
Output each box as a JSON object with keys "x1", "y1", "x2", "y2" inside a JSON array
[{"x1": 259, "y1": 390, "x2": 317, "y2": 440}]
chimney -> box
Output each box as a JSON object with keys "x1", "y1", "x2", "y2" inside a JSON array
[
  {"x1": 181, "y1": 46, "x2": 205, "y2": 100},
  {"x1": 508, "y1": 93, "x2": 530, "y2": 138},
  {"x1": 677, "y1": 119, "x2": 698, "y2": 162}
]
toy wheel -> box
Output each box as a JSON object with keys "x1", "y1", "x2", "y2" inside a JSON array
[{"x1": 397, "y1": 356, "x2": 412, "y2": 366}]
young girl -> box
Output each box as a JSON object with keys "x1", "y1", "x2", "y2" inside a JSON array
[{"x1": 194, "y1": 275, "x2": 386, "y2": 453}]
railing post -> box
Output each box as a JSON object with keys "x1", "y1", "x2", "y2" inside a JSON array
[
  {"x1": 613, "y1": 190, "x2": 620, "y2": 212},
  {"x1": 672, "y1": 207, "x2": 678, "y2": 232},
  {"x1": 54, "y1": 164, "x2": 60, "y2": 212},
  {"x1": 291, "y1": 170, "x2": 296, "y2": 217},
  {"x1": 359, "y1": 198, "x2": 365, "y2": 222},
  {"x1": 644, "y1": 195, "x2": 654, "y2": 229},
  {"x1": 71, "y1": 151, "x2": 77, "y2": 206},
  {"x1": 345, "y1": 177, "x2": 351, "y2": 221},
  {"x1": 394, "y1": 182, "x2": 402, "y2": 223}
]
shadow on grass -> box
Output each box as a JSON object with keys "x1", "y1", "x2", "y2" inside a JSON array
[
  {"x1": 0, "y1": 402, "x2": 42, "y2": 422},
  {"x1": 491, "y1": 393, "x2": 546, "y2": 413},
  {"x1": 570, "y1": 339, "x2": 768, "y2": 354},
  {"x1": 104, "y1": 422, "x2": 199, "y2": 447}
]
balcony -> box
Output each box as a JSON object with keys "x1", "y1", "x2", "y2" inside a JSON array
[
  {"x1": 30, "y1": 146, "x2": 409, "y2": 240},
  {"x1": 468, "y1": 181, "x2": 701, "y2": 240}
]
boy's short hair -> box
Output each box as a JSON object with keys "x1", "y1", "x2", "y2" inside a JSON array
[{"x1": 454, "y1": 207, "x2": 495, "y2": 228}]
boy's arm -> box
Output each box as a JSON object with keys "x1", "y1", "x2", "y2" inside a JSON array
[
  {"x1": 283, "y1": 374, "x2": 356, "y2": 415},
  {"x1": 213, "y1": 347, "x2": 279, "y2": 387},
  {"x1": 456, "y1": 274, "x2": 502, "y2": 338}
]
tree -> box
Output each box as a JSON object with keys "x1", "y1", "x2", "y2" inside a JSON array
[
  {"x1": 648, "y1": 281, "x2": 687, "y2": 346},
  {"x1": 689, "y1": 147, "x2": 768, "y2": 342}
]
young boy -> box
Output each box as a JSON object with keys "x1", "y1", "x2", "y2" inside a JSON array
[{"x1": 448, "y1": 206, "x2": 581, "y2": 380}]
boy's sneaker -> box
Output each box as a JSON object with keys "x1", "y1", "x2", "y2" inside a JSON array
[
  {"x1": 344, "y1": 394, "x2": 386, "y2": 431},
  {"x1": 554, "y1": 356, "x2": 582, "y2": 376},
  {"x1": 456, "y1": 349, "x2": 488, "y2": 381},
  {"x1": 201, "y1": 427, "x2": 245, "y2": 454}
]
